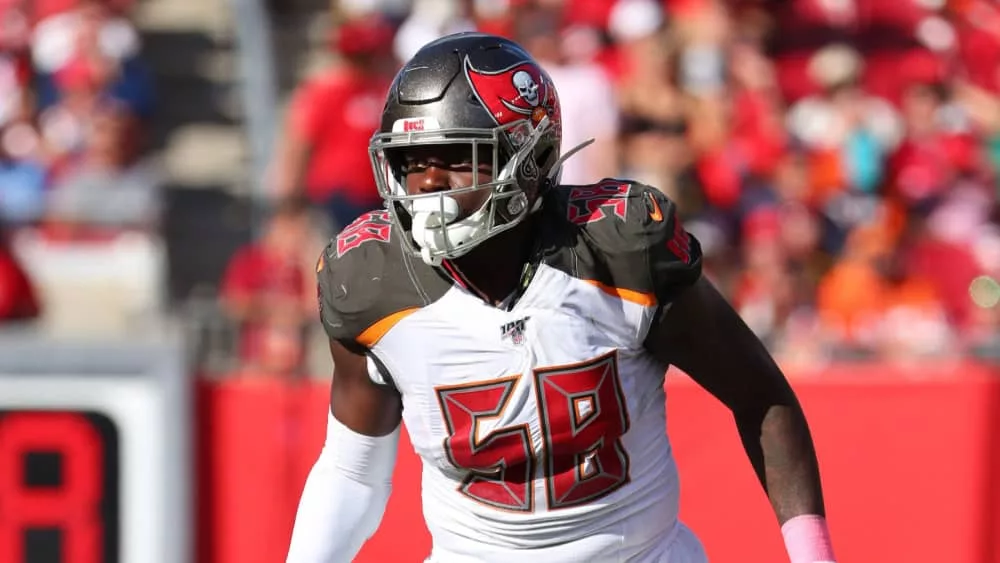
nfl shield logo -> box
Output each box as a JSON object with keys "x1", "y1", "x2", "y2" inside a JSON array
[{"x1": 500, "y1": 317, "x2": 529, "y2": 345}]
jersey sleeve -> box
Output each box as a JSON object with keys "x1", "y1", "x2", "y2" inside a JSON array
[
  {"x1": 575, "y1": 181, "x2": 703, "y2": 308},
  {"x1": 315, "y1": 211, "x2": 398, "y2": 349},
  {"x1": 316, "y1": 238, "x2": 384, "y2": 348},
  {"x1": 315, "y1": 210, "x2": 439, "y2": 351},
  {"x1": 640, "y1": 186, "x2": 703, "y2": 306}
]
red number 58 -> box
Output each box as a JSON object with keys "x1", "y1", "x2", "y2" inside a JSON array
[{"x1": 435, "y1": 351, "x2": 631, "y2": 512}]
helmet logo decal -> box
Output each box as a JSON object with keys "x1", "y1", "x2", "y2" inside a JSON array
[
  {"x1": 464, "y1": 57, "x2": 554, "y2": 127},
  {"x1": 512, "y1": 70, "x2": 539, "y2": 106}
]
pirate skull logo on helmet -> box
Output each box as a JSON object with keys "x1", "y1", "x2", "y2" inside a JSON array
[{"x1": 512, "y1": 70, "x2": 540, "y2": 106}]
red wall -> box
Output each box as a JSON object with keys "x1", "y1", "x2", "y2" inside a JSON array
[{"x1": 197, "y1": 362, "x2": 1000, "y2": 563}]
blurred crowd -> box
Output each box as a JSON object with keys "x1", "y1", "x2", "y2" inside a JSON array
[
  {"x1": 242, "y1": 0, "x2": 1000, "y2": 378},
  {"x1": 3, "y1": 0, "x2": 997, "y2": 377},
  {"x1": 0, "y1": 0, "x2": 159, "y2": 325},
  {"x1": 0, "y1": 0, "x2": 158, "y2": 231}
]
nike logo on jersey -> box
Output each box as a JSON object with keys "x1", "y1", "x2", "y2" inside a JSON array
[
  {"x1": 646, "y1": 192, "x2": 663, "y2": 222},
  {"x1": 500, "y1": 317, "x2": 529, "y2": 345}
]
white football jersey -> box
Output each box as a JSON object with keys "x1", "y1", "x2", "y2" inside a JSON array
[{"x1": 318, "y1": 181, "x2": 706, "y2": 562}]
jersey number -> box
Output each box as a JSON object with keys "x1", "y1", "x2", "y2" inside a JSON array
[
  {"x1": 434, "y1": 351, "x2": 631, "y2": 512},
  {"x1": 335, "y1": 210, "x2": 392, "y2": 256},
  {"x1": 566, "y1": 181, "x2": 630, "y2": 225},
  {"x1": 667, "y1": 215, "x2": 692, "y2": 265}
]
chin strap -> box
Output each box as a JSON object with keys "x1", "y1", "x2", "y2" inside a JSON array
[
  {"x1": 420, "y1": 246, "x2": 440, "y2": 266},
  {"x1": 410, "y1": 195, "x2": 461, "y2": 266}
]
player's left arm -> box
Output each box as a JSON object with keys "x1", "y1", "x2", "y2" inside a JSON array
[
  {"x1": 646, "y1": 278, "x2": 827, "y2": 520},
  {"x1": 636, "y1": 188, "x2": 835, "y2": 562}
]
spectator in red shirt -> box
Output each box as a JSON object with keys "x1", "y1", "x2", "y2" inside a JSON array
[
  {"x1": 220, "y1": 196, "x2": 315, "y2": 376},
  {"x1": 270, "y1": 14, "x2": 397, "y2": 231},
  {"x1": 889, "y1": 80, "x2": 977, "y2": 210}
]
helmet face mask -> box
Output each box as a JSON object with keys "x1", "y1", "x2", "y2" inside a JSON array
[
  {"x1": 370, "y1": 117, "x2": 554, "y2": 265},
  {"x1": 367, "y1": 33, "x2": 562, "y2": 266}
]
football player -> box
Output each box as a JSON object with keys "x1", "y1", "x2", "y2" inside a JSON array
[{"x1": 287, "y1": 33, "x2": 835, "y2": 563}]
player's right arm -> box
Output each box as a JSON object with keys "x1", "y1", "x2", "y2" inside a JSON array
[{"x1": 286, "y1": 244, "x2": 403, "y2": 563}]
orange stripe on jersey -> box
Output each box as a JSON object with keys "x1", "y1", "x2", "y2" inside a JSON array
[
  {"x1": 583, "y1": 280, "x2": 657, "y2": 307},
  {"x1": 357, "y1": 307, "x2": 420, "y2": 347}
]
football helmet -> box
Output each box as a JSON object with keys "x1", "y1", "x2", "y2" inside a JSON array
[{"x1": 369, "y1": 32, "x2": 582, "y2": 266}]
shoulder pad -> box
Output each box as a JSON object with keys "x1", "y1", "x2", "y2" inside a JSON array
[
  {"x1": 562, "y1": 179, "x2": 703, "y2": 305},
  {"x1": 316, "y1": 210, "x2": 439, "y2": 348}
]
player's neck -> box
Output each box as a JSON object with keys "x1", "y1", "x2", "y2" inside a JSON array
[{"x1": 451, "y1": 219, "x2": 537, "y2": 307}]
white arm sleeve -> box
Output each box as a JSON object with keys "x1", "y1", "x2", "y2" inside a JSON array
[{"x1": 285, "y1": 411, "x2": 400, "y2": 563}]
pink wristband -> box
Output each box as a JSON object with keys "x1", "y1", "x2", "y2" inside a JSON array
[{"x1": 781, "y1": 514, "x2": 836, "y2": 563}]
